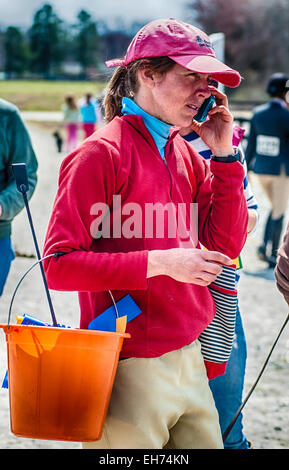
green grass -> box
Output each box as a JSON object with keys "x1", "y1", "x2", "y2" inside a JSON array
[{"x1": 0, "y1": 80, "x2": 106, "y2": 111}]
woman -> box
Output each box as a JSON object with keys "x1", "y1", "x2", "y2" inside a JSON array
[
  {"x1": 61, "y1": 94, "x2": 79, "y2": 152},
  {"x1": 79, "y1": 93, "x2": 100, "y2": 138},
  {"x1": 43, "y1": 19, "x2": 248, "y2": 449}
]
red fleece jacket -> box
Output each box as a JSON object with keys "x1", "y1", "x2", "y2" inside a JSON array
[{"x1": 43, "y1": 115, "x2": 248, "y2": 358}]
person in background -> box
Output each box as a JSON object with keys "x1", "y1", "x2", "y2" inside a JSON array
[
  {"x1": 95, "y1": 95, "x2": 104, "y2": 125},
  {"x1": 0, "y1": 98, "x2": 38, "y2": 296},
  {"x1": 43, "y1": 19, "x2": 248, "y2": 449},
  {"x1": 246, "y1": 73, "x2": 289, "y2": 268},
  {"x1": 61, "y1": 94, "x2": 79, "y2": 153},
  {"x1": 78, "y1": 93, "x2": 101, "y2": 138},
  {"x1": 180, "y1": 120, "x2": 258, "y2": 449},
  {"x1": 52, "y1": 130, "x2": 63, "y2": 153}
]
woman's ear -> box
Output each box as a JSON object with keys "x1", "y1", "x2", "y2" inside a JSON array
[{"x1": 138, "y1": 68, "x2": 158, "y2": 89}]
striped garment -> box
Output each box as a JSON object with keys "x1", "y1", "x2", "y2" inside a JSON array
[
  {"x1": 183, "y1": 128, "x2": 258, "y2": 378},
  {"x1": 200, "y1": 265, "x2": 238, "y2": 377}
]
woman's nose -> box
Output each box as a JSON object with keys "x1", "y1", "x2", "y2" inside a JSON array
[
  {"x1": 195, "y1": 83, "x2": 211, "y2": 98},
  {"x1": 192, "y1": 74, "x2": 212, "y2": 98}
]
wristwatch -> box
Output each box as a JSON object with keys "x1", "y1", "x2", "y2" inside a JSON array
[{"x1": 211, "y1": 147, "x2": 244, "y2": 163}]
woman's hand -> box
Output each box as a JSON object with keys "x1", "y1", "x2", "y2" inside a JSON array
[
  {"x1": 147, "y1": 248, "x2": 233, "y2": 286},
  {"x1": 190, "y1": 86, "x2": 234, "y2": 157}
]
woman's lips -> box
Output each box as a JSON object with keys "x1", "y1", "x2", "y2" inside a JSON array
[{"x1": 186, "y1": 104, "x2": 199, "y2": 112}]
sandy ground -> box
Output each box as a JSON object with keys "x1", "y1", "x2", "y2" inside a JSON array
[{"x1": 0, "y1": 121, "x2": 289, "y2": 450}]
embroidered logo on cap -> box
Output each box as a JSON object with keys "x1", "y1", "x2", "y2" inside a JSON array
[{"x1": 195, "y1": 35, "x2": 213, "y2": 50}]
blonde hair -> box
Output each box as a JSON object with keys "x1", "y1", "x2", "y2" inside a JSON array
[{"x1": 104, "y1": 57, "x2": 175, "y2": 122}]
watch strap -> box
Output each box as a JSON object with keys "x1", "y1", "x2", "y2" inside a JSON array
[{"x1": 211, "y1": 147, "x2": 242, "y2": 163}]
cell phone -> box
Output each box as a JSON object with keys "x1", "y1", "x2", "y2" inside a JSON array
[{"x1": 194, "y1": 95, "x2": 215, "y2": 122}]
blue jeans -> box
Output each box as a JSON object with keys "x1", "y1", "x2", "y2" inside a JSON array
[
  {"x1": 0, "y1": 238, "x2": 15, "y2": 296},
  {"x1": 209, "y1": 305, "x2": 250, "y2": 449}
]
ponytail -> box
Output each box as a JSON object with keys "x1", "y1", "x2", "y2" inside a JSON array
[
  {"x1": 104, "y1": 57, "x2": 175, "y2": 123},
  {"x1": 104, "y1": 66, "x2": 128, "y2": 123}
]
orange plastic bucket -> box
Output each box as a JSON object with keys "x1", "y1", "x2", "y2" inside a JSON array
[{"x1": 0, "y1": 323, "x2": 130, "y2": 442}]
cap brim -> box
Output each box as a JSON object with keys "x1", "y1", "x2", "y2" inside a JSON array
[
  {"x1": 105, "y1": 58, "x2": 126, "y2": 68},
  {"x1": 169, "y1": 54, "x2": 241, "y2": 87}
]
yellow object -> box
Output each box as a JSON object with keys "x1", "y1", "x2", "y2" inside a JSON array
[
  {"x1": 232, "y1": 256, "x2": 242, "y2": 270},
  {"x1": 116, "y1": 315, "x2": 127, "y2": 333}
]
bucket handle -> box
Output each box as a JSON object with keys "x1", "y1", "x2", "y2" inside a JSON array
[
  {"x1": 7, "y1": 252, "x2": 119, "y2": 327},
  {"x1": 7, "y1": 253, "x2": 61, "y2": 328},
  {"x1": 108, "y1": 291, "x2": 120, "y2": 318}
]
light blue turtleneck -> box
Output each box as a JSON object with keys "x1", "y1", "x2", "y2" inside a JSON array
[{"x1": 121, "y1": 97, "x2": 172, "y2": 160}]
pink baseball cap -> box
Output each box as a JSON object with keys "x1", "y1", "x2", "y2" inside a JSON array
[{"x1": 106, "y1": 18, "x2": 241, "y2": 88}]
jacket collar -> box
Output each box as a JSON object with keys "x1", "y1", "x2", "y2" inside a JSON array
[{"x1": 270, "y1": 98, "x2": 288, "y2": 109}]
